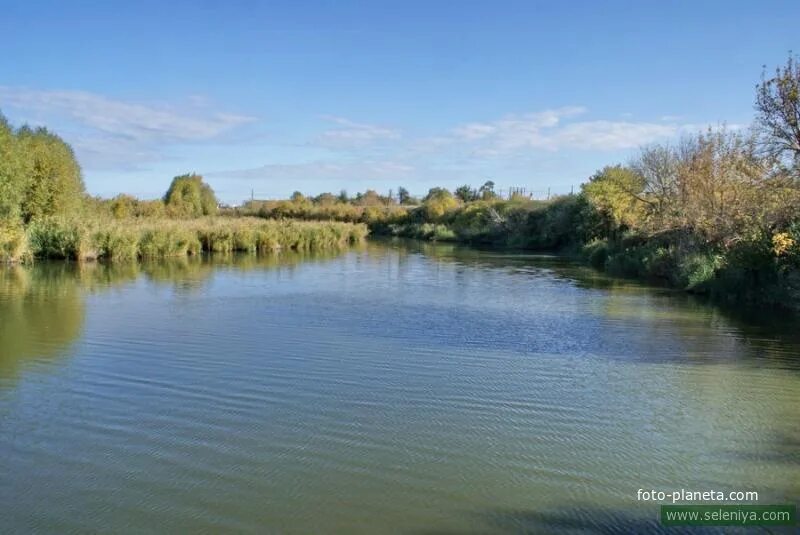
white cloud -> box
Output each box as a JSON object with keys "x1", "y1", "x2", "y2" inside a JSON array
[
  {"x1": 448, "y1": 107, "x2": 685, "y2": 155},
  {"x1": 209, "y1": 159, "x2": 415, "y2": 183},
  {"x1": 0, "y1": 86, "x2": 257, "y2": 170},
  {"x1": 315, "y1": 115, "x2": 400, "y2": 148},
  {"x1": 548, "y1": 121, "x2": 679, "y2": 150}
]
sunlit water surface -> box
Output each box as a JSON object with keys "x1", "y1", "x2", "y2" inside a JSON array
[{"x1": 1, "y1": 240, "x2": 798, "y2": 534}]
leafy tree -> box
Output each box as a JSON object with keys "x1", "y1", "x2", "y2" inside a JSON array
[
  {"x1": 397, "y1": 186, "x2": 411, "y2": 205},
  {"x1": 422, "y1": 187, "x2": 459, "y2": 220},
  {"x1": 110, "y1": 194, "x2": 138, "y2": 219},
  {"x1": 581, "y1": 165, "x2": 647, "y2": 234},
  {"x1": 755, "y1": 53, "x2": 800, "y2": 172},
  {"x1": 337, "y1": 189, "x2": 349, "y2": 203},
  {"x1": 479, "y1": 180, "x2": 497, "y2": 200},
  {"x1": 455, "y1": 184, "x2": 478, "y2": 202},
  {"x1": 17, "y1": 126, "x2": 84, "y2": 222},
  {"x1": 164, "y1": 173, "x2": 218, "y2": 217},
  {"x1": 314, "y1": 192, "x2": 338, "y2": 206},
  {"x1": 0, "y1": 114, "x2": 26, "y2": 221},
  {"x1": 353, "y1": 189, "x2": 385, "y2": 206}
]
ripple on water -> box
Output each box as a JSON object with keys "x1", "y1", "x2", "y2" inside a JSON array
[{"x1": 1, "y1": 246, "x2": 799, "y2": 533}]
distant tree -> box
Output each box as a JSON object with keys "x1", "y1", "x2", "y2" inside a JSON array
[
  {"x1": 479, "y1": 180, "x2": 497, "y2": 200},
  {"x1": 581, "y1": 165, "x2": 647, "y2": 234},
  {"x1": 136, "y1": 199, "x2": 167, "y2": 218},
  {"x1": 290, "y1": 191, "x2": 307, "y2": 203},
  {"x1": 337, "y1": 189, "x2": 349, "y2": 203},
  {"x1": 17, "y1": 125, "x2": 84, "y2": 222},
  {"x1": 422, "y1": 187, "x2": 459, "y2": 220},
  {"x1": 455, "y1": 184, "x2": 478, "y2": 202},
  {"x1": 110, "y1": 194, "x2": 138, "y2": 219},
  {"x1": 354, "y1": 189, "x2": 384, "y2": 206},
  {"x1": 164, "y1": 173, "x2": 218, "y2": 217},
  {"x1": 314, "y1": 192, "x2": 338, "y2": 206},
  {"x1": 755, "y1": 53, "x2": 800, "y2": 172},
  {"x1": 397, "y1": 186, "x2": 411, "y2": 204}
]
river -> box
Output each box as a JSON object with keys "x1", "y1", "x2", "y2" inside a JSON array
[{"x1": 1, "y1": 240, "x2": 798, "y2": 533}]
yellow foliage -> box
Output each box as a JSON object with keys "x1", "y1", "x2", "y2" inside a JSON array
[{"x1": 772, "y1": 232, "x2": 796, "y2": 256}]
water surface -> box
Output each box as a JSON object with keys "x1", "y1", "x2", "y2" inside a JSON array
[{"x1": 1, "y1": 241, "x2": 798, "y2": 533}]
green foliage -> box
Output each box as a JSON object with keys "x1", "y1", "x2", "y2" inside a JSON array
[
  {"x1": 17, "y1": 126, "x2": 85, "y2": 222},
  {"x1": 0, "y1": 220, "x2": 29, "y2": 263},
  {"x1": 581, "y1": 165, "x2": 646, "y2": 233},
  {"x1": 422, "y1": 188, "x2": 459, "y2": 220},
  {"x1": 164, "y1": 174, "x2": 218, "y2": 217},
  {"x1": 397, "y1": 186, "x2": 416, "y2": 205},
  {"x1": 583, "y1": 239, "x2": 609, "y2": 270},
  {"x1": 454, "y1": 184, "x2": 478, "y2": 202},
  {"x1": 0, "y1": 115, "x2": 27, "y2": 221},
  {"x1": 20, "y1": 217, "x2": 366, "y2": 262},
  {"x1": 679, "y1": 251, "x2": 725, "y2": 291},
  {"x1": 0, "y1": 117, "x2": 86, "y2": 223},
  {"x1": 479, "y1": 180, "x2": 497, "y2": 200},
  {"x1": 27, "y1": 217, "x2": 96, "y2": 260}
]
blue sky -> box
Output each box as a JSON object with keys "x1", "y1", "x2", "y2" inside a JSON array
[{"x1": 1, "y1": 1, "x2": 797, "y2": 203}]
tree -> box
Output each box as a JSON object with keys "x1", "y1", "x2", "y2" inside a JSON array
[
  {"x1": 164, "y1": 173, "x2": 218, "y2": 217},
  {"x1": 755, "y1": 53, "x2": 800, "y2": 172},
  {"x1": 314, "y1": 192, "x2": 338, "y2": 206},
  {"x1": 581, "y1": 165, "x2": 647, "y2": 234},
  {"x1": 422, "y1": 187, "x2": 459, "y2": 220},
  {"x1": 337, "y1": 189, "x2": 349, "y2": 203},
  {"x1": 479, "y1": 180, "x2": 497, "y2": 200},
  {"x1": 397, "y1": 186, "x2": 411, "y2": 205},
  {"x1": 455, "y1": 184, "x2": 478, "y2": 202},
  {"x1": 110, "y1": 194, "x2": 138, "y2": 219},
  {"x1": 353, "y1": 189, "x2": 384, "y2": 206},
  {"x1": 17, "y1": 126, "x2": 84, "y2": 222},
  {"x1": 0, "y1": 113, "x2": 26, "y2": 220}
]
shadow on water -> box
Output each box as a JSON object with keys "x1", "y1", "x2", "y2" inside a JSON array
[{"x1": 373, "y1": 238, "x2": 800, "y2": 370}]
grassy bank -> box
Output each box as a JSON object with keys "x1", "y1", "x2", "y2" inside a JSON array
[
  {"x1": 239, "y1": 179, "x2": 800, "y2": 311},
  {"x1": 1, "y1": 217, "x2": 368, "y2": 263}
]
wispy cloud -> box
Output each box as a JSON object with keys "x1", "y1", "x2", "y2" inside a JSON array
[
  {"x1": 315, "y1": 115, "x2": 400, "y2": 148},
  {"x1": 209, "y1": 159, "x2": 415, "y2": 183},
  {"x1": 448, "y1": 107, "x2": 683, "y2": 155},
  {"x1": 210, "y1": 107, "x2": 719, "y2": 198},
  {"x1": 0, "y1": 87, "x2": 257, "y2": 170}
]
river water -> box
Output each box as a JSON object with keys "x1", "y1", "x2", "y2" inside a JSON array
[{"x1": 1, "y1": 240, "x2": 798, "y2": 533}]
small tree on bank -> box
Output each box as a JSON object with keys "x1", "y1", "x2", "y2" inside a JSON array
[
  {"x1": 164, "y1": 174, "x2": 218, "y2": 217},
  {"x1": 755, "y1": 53, "x2": 800, "y2": 174}
]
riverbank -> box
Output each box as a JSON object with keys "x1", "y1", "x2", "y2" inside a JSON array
[
  {"x1": 241, "y1": 193, "x2": 800, "y2": 312},
  {"x1": 373, "y1": 204, "x2": 800, "y2": 313},
  {"x1": 0, "y1": 217, "x2": 368, "y2": 263}
]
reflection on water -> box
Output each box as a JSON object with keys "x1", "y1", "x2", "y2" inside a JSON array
[
  {"x1": 0, "y1": 250, "x2": 347, "y2": 385},
  {"x1": 0, "y1": 265, "x2": 86, "y2": 382},
  {"x1": 0, "y1": 241, "x2": 798, "y2": 534}
]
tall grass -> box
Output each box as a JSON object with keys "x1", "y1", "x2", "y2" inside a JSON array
[
  {"x1": 10, "y1": 217, "x2": 367, "y2": 262},
  {"x1": 0, "y1": 221, "x2": 30, "y2": 263}
]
